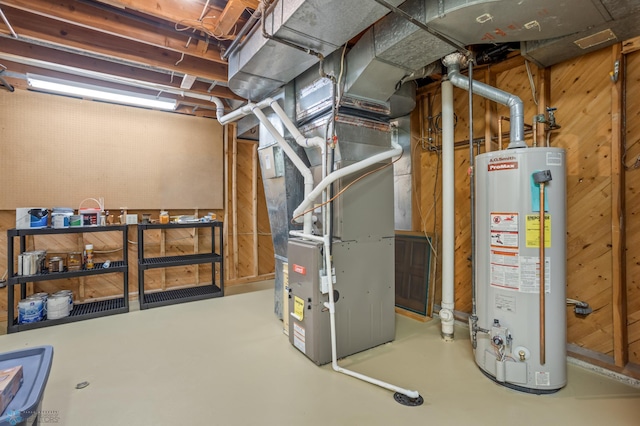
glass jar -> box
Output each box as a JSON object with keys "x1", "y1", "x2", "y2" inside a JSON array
[{"x1": 159, "y1": 211, "x2": 169, "y2": 224}]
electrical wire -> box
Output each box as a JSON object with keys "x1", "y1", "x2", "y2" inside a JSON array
[
  {"x1": 291, "y1": 149, "x2": 404, "y2": 224},
  {"x1": 175, "y1": 16, "x2": 241, "y2": 41}
]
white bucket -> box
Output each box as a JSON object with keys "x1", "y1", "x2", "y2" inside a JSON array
[{"x1": 47, "y1": 294, "x2": 70, "y2": 319}]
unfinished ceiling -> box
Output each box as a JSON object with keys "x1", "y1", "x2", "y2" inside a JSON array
[
  {"x1": 2, "y1": 0, "x2": 640, "y2": 117},
  {"x1": 0, "y1": 0, "x2": 256, "y2": 117}
]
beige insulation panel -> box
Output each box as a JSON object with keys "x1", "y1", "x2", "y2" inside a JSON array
[{"x1": 0, "y1": 90, "x2": 223, "y2": 210}]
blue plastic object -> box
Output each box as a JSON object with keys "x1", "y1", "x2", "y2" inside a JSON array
[{"x1": 0, "y1": 346, "x2": 53, "y2": 426}]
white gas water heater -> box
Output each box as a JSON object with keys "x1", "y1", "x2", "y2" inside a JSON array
[{"x1": 474, "y1": 147, "x2": 566, "y2": 393}]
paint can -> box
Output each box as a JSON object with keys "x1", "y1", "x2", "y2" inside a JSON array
[
  {"x1": 48, "y1": 256, "x2": 64, "y2": 273},
  {"x1": 18, "y1": 298, "x2": 44, "y2": 324},
  {"x1": 30, "y1": 292, "x2": 49, "y2": 318},
  {"x1": 47, "y1": 294, "x2": 70, "y2": 320},
  {"x1": 51, "y1": 208, "x2": 74, "y2": 228},
  {"x1": 53, "y1": 290, "x2": 74, "y2": 312}
]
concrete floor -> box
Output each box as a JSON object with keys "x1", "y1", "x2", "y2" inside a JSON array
[{"x1": 1, "y1": 282, "x2": 639, "y2": 425}]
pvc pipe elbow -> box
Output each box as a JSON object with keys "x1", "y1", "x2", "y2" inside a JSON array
[{"x1": 439, "y1": 308, "x2": 454, "y2": 322}]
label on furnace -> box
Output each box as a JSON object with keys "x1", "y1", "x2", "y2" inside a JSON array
[{"x1": 293, "y1": 323, "x2": 306, "y2": 354}]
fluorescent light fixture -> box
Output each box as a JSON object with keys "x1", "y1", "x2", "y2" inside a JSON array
[{"x1": 27, "y1": 75, "x2": 176, "y2": 111}]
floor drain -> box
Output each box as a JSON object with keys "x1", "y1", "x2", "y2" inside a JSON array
[{"x1": 394, "y1": 392, "x2": 424, "y2": 406}]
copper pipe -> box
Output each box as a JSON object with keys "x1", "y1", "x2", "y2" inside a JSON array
[{"x1": 539, "y1": 182, "x2": 546, "y2": 365}]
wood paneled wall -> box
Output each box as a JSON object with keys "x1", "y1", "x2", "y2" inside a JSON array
[
  {"x1": 224, "y1": 125, "x2": 275, "y2": 285},
  {"x1": 416, "y1": 45, "x2": 640, "y2": 377},
  {"x1": 625, "y1": 48, "x2": 640, "y2": 366}
]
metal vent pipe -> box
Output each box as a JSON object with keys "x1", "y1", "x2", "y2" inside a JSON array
[{"x1": 443, "y1": 53, "x2": 526, "y2": 149}]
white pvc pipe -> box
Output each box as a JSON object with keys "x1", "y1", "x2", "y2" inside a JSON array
[
  {"x1": 289, "y1": 230, "x2": 323, "y2": 243},
  {"x1": 441, "y1": 78, "x2": 455, "y2": 341},
  {"x1": 293, "y1": 141, "x2": 403, "y2": 221},
  {"x1": 250, "y1": 107, "x2": 314, "y2": 235},
  {"x1": 0, "y1": 7, "x2": 18, "y2": 39},
  {"x1": 268, "y1": 99, "x2": 325, "y2": 151},
  {"x1": 323, "y1": 231, "x2": 419, "y2": 399}
]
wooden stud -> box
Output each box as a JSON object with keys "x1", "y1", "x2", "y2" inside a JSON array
[
  {"x1": 194, "y1": 208, "x2": 199, "y2": 285},
  {"x1": 536, "y1": 66, "x2": 550, "y2": 147},
  {"x1": 611, "y1": 43, "x2": 628, "y2": 368},
  {"x1": 484, "y1": 67, "x2": 497, "y2": 152},
  {"x1": 410, "y1": 98, "x2": 423, "y2": 232},
  {"x1": 160, "y1": 228, "x2": 166, "y2": 291},
  {"x1": 252, "y1": 144, "x2": 259, "y2": 277},
  {"x1": 232, "y1": 126, "x2": 239, "y2": 279},
  {"x1": 223, "y1": 124, "x2": 230, "y2": 282},
  {"x1": 76, "y1": 234, "x2": 85, "y2": 302}
]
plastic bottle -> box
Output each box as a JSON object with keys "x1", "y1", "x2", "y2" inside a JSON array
[{"x1": 85, "y1": 244, "x2": 94, "y2": 269}]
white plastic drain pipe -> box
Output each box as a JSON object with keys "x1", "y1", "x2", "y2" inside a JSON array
[
  {"x1": 440, "y1": 77, "x2": 455, "y2": 341},
  {"x1": 292, "y1": 141, "x2": 403, "y2": 221},
  {"x1": 211, "y1": 97, "x2": 321, "y2": 235}
]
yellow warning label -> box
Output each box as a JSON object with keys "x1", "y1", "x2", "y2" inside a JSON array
[
  {"x1": 525, "y1": 214, "x2": 551, "y2": 248},
  {"x1": 294, "y1": 296, "x2": 305, "y2": 321}
]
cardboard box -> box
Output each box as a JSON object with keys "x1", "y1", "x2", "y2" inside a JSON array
[{"x1": 0, "y1": 365, "x2": 23, "y2": 415}]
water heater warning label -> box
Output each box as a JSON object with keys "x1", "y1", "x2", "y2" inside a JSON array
[
  {"x1": 490, "y1": 250, "x2": 520, "y2": 290},
  {"x1": 491, "y1": 213, "x2": 519, "y2": 249},
  {"x1": 495, "y1": 293, "x2": 516, "y2": 313},
  {"x1": 535, "y1": 371, "x2": 551, "y2": 386}
]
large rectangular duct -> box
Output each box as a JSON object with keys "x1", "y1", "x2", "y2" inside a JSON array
[{"x1": 227, "y1": 0, "x2": 404, "y2": 100}]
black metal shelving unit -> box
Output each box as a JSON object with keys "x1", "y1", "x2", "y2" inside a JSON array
[
  {"x1": 137, "y1": 221, "x2": 223, "y2": 309},
  {"x1": 6, "y1": 225, "x2": 129, "y2": 334}
]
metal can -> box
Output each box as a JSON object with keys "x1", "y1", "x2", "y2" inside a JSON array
[
  {"x1": 18, "y1": 298, "x2": 44, "y2": 324},
  {"x1": 53, "y1": 290, "x2": 74, "y2": 312},
  {"x1": 48, "y1": 256, "x2": 64, "y2": 272},
  {"x1": 30, "y1": 292, "x2": 49, "y2": 319},
  {"x1": 47, "y1": 294, "x2": 70, "y2": 319}
]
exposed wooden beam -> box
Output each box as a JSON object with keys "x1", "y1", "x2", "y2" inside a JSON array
[
  {"x1": 207, "y1": 0, "x2": 258, "y2": 37},
  {"x1": 0, "y1": 39, "x2": 242, "y2": 100},
  {"x1": 0, "y1": 0, "x2": 226, "y2": 63},
  {"x1": 0, "y1": 6, "x2": 228, "y2": 82},
  {"x1": 621, "y1": 36, "x2": 640, "y2": 54},
  {"x1": 98, "y1": 0, "x2": 225, "y2": 26},
  {"x1": 610, "y1": 43, "x2": 628, "y2": 368}
]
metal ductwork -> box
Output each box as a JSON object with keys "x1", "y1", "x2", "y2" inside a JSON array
[
  {"x1": 227, "y1": 0, "x2": 404, "y2": 100},
  {"x1": 522, "y1": 0, "x2": 640, "y2": 67},
  {"x1": 443, "y1": 53, "x2": 526, "y2": 149},
  {"x1": 344, "y1": 0, "x2": 458, "y2": 103}
]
